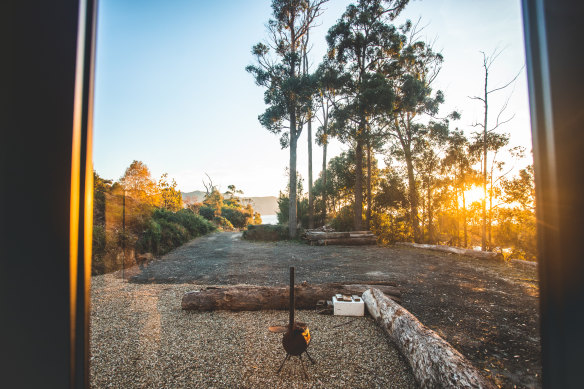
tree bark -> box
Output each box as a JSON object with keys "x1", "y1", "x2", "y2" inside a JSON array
[
  {"x1": 482, "y1": 64, "x2": 488, "y2": 251},
  {"x1": 405, "y1": 154, "x2": 421, "y2": 242},
  {"x1": 308, "y1": 118, "x2": 314, "y2": 229},
  {"x1": 462, "y1": 190, "x2": 468, "y2": 248},
  {"x1": 366, "y1": 142, "x2": 372, "y2": 230},
  {"x1": 354, "y1": 137, "x2": 364, "y2": 231},
  {"x1": 305, "y1": 231, "x2": 351, "y2": 239},
  {"x1": 289, "y1": 126, "x2": 298, "y2": 238},
  {"x1": 322, "y1": 136, "x2": 328, "y2": 224},
  {"x1": 182, "y1": 282, "x2": 401, "y2": 311},
  {"x1": 362, "y1": 288, "x2": 496, "y2": 389}
]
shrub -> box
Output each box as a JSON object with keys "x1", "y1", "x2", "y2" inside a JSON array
[
  {"x1": 214, "y1": 216, "x2": 234, "y2": 230},
  {"x1": 221, "y1": 206, "x2": 252, "y2": 228},
  {"x1": 199, "y1": 205, "x2": 215, "y2": 220},
  {"x1": 243, "y1": 224, "x2": 288, "y2": 241}
]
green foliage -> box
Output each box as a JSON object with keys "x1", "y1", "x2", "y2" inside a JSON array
[
  {"x1": 242, "y1": 224, "x2": 288, "y2": 241},
  {"x1": 329, "y1": 205, "x2": 360, "y2": 232},
  {"x1": 91, "y1": 163, "x2": 216, "y2": 275},
  {"x1": 203, "y1": 189, "x2": 224, "y2": 217},
  {"x1": 136, "y1": 209, "x2": 216, "y2": 256},
  {"x1": 214, "y1": 216, "x2": 234, "y2": 230},
  {"x1": 199, "y1": 205, "x2": 215, "y2": 221},
  {"x1": 221, "y1": 206, "x2": 252, "y2": 229}
]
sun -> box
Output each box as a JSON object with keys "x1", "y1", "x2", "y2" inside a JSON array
[{"x1": 460, "y1": 185, "x2": 485, "y2": 207}]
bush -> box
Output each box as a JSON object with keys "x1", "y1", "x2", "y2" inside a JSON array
[
  {"x1": 135, "y1": 208, "x2": 215, "y2": 256},
  {"x1": 199, "y1": 205, "x2": 215, "y2": 221},
  {"x1": 214, "y1": 216, "x2": 234, "y2": 230},
  {"x1": 329, "y1": 205, "x2": 360, "y2": 232},
  {"x1": 242, "y1": 224, "x2": 288, "y2": 241},
  {"x1": 221, "y1": 206, "x2": 254, "y2": 228}
]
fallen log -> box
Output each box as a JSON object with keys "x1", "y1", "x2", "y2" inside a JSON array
[
  {"x1": 305, "y1": 231, "x2": 351, "y2": 240},
  {"x1": 349, "y1": 233, "x2": 375, "y2": 238},
  {"x1": 182, "y1": 282, "x2": 400, "y2": 311},
  {"x1": 314, "y1": 237, "x2": 377, "y2": 246},
  {"x1": 362, "y1": 288, "x2": 495, "y2": 389},
  {"x1": 510, "y1": 258, "x2": 537, "y2": 267},
  {"x1": 396, "y1": 242, "x2": 503, "y2": 260}
]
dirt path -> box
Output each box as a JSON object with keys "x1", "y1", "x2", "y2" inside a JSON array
[{"x1": 130, "y1": 231, "x2": 540, "y2": 388}]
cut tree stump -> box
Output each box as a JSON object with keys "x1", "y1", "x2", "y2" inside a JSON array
[
  {"x1": 396, "y1": 242, "x2": 503, "y2": 260},
  {"x1": 362, "y1": 288, "x2": 495, "y2": 389},
  {"x1": 181, "y1": 282, "x2": 400, "y2": 311}
]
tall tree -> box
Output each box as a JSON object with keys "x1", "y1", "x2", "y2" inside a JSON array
[
  {"x1": 247, "y1": 0, "x2": 327, "y2": 238},
  {"x1": 313, "y1": 59, "x2": 339, "y2": 224},
  {"x1": 119, "y1": 160, "x2": 160, "y2": 206},
  {"x1": 301, "y1": 28, "x2": 315, "y2": 229},
  {"x1": 326, "y1": 0, "x2": 407, "y2": 230},
  {"x1": 381, "y1": 22, "x2": 446, "y2": 242},
  {"x1": 469, "y1": 49, "x2": 522, "y2": 250}
]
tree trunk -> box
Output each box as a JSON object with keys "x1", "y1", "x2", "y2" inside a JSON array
[
  {"x1": 308, "y1": 118, "x2": 314, "y2": 229},
  {"x1": 427, "y1": 183, "x2": 434, "y2": 244},
  {"x1": 488, "y1": 176, "x2": 493, "y2": 248},
  {"x1": 396, "y1": 242, "x2": 503, "y2": 260},
  {"x1": 362, "y1": 288, "x2": 496, "y2": 389},
  {"x1": 289, "y1": 125, "x2": 298, "y2": 238},
  {"x1": 322, "y1": 136, "x2": 328, "y2": 225},
  {"x1": 314, "y1": 237, "x2": 376, "y2": 246},
  {"x1": 354, "y1": 137, "x2": 364, "y2": 231},
  {"x1": 366, "y1": 142, "x2": 372, "y2": 230},
  {"x1": 182, "y1": 282, "x2": 401, "y2": 311},
  {"x1": 405, "y1": 155, "x2": 421, "y2": 242},
  {"x1": 462, "y1": 190, "x2": 468, "y2": 248},
  {"x1": 482, "y1": 67, "x2": 488, "y2": 251}
]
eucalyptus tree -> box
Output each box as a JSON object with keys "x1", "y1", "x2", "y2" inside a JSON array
[
  {"x1": 413, "y1": 120, "x2": 450, "y2": 243},
  {"x1": 470, "y1": 131, "x2": 525, "y2": 248},
  {"x1": 313, "y1": 59, "x2": 341, "y2": 224},
  {"x1": 469, "y1": 48, "x2": 522, "y2": 250},
  {"x1": 326, "y1": 0, "x2": 408, "y2": 230},
  {"x1": 247, "y1": 0, "x2": 327, "y2": 238},
  {"x1": 380, "y1": 22, "x2": 447, "y2": 242},
  {"x1": 300, "y1": 29, "x2": 317, "y2": 229}
]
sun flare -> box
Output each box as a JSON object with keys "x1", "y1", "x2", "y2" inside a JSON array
[{"x1": 461, "y1": 186, "x2": 485, "y2": 207}]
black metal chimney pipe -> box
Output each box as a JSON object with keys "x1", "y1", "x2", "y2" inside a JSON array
[{"x1": 289, "y1": 266, "x2": 295, "y2": 328}]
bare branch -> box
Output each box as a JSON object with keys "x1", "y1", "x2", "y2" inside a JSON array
[{"x1": 487, "y1": 66, "x2": 524, "y2": 94}]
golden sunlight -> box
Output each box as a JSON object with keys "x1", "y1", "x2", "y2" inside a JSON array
[{"x1": 461, "y1": 185, "x2": 485, "y2": 207}]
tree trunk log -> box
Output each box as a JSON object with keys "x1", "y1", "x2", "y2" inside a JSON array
[
  {"x1": 362, "y1": 288, "x2": 495, "y2": 389},
  {"x1": 314, "y1": 237, "x2": 377, "y2": 246},
  {"x1": 182, "y1": 283, "x2": 400, "y2": 311},
  {"x1": 396, "y1": 242, "x2": 503, "y2": 260},
  {"x1": 305, "y1": 231, "x2": 351, "y2": 240}
]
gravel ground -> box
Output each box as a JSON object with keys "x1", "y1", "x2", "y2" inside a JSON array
[
  {"x1": 90, "y1": 273, "x2": 417, "y2": 388},
  {"x1": 127, "y1": 231, "x2": 540, "y2": 388}
]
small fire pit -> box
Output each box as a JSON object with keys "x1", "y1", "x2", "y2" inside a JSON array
[{"x1": 268, "y1": 266, "x2": 315, "y2": 378}]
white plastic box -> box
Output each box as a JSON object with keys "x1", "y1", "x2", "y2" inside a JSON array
[{"x1": 332, "y1": 294, "x2": 365, "y2": 316}]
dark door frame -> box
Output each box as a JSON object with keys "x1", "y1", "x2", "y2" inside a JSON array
[{"x1": 2, "y1": 0, "x2": 583, "y2": 387}]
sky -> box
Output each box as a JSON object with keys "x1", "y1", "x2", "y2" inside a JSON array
[{"x1": 93, "y1": 0, "x2": 532, "y2": 197}]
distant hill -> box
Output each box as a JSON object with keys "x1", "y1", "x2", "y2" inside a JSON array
[{"x1": 181, "y1": 191, "x2": 278, "y2": 215}]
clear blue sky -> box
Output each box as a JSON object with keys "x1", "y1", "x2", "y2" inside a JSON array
[{"x1": 93, "y1": 0, "x2": 531, "y2": 197}]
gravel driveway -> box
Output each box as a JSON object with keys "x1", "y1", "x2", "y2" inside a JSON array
[{"x1": 101, "y1": 231, "x2": 540, "y2": 388}]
